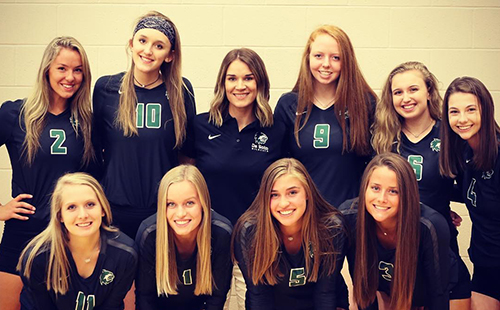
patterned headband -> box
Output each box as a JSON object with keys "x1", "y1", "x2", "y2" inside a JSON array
[{"x1": 133, "y1": 16, "x2": 176, "y2": 48}]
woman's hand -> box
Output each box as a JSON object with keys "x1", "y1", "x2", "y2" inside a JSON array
[
  {"x1": 0, "y1": 194, "x2": 35, "y2": 221},
  {"x1": 450, "y1": 210, "x2": 462, "y2": 227}
]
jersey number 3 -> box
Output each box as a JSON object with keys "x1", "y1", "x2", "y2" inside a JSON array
[
  {"x1": 313, "y1": 124, "x2": 330, "y2": 149},
  {"x1": 75, "y1": 291, "x2": 95, "y2": 310},
  {"x1": 50, "y1": 129, "x2": 67, "y2": 155}
]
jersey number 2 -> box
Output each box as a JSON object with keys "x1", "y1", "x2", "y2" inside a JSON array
[
  {"x1": 136, "y1": 103, "x2": 161, "y2": 129},
  {"x1": 407, "y1": 155, "x2": 423, "y2": 181},
  {"x1": 313, "y1": 124, "x2": 330, "y2": 149},
  {"x1": 50, "y1": 129, "x2": 67, "y2": 155},
  {"x1": 75, "y1": 291, "x2": 95, "y2": 310}
]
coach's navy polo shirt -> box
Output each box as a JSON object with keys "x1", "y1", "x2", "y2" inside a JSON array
[{"x1": 192, "y1": 112, "x2": 285, "y2": 223}]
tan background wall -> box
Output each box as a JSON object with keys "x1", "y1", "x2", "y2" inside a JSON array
[{"x1": 1, "y1": 0, "x2": 500, "y2": 278}]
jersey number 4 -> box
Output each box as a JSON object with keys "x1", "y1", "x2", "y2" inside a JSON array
[
  {"x1": 75, "y1": 291, "x2": 95, "y2": 310},
  {"x1": 313, "y1": 124, "x2": 330, "y2": 149},
  {"x1": 50, "y1": 129, "x2": 67, "y2": 155},
  {"x1": 136, "y1": 103, "x2": 161, "y2": 129}
]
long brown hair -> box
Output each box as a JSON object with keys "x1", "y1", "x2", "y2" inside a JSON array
[
  {"x1": 293, "y1": 25, "x2": 376, "y2": 155},
  {"x1": 155, "y1": 165, "x2": 213, "y2": 296},
  {"x1": 354, "y1": 153, "x2": 420, "y2": 310},
  {"x1": 209, "y1": 48, "x2": 273, "y2": 127},
  {"x1": 18, "y1": 173, "x2": 116, "y2": 295},
  {"x1": 117, "y1": 11, "x2": 190, "y2": 148},
  {"x1": 372, "y1": 61, "x2": 442, "y2": 154},
  {"x1": 21, "y1": 36, "x2": 93, "y2": 165},
  {"x1": 440, "y1": 76, "x2": 500, "y2": 177},
  {"x1": 232, "y1": 158, "x2": 343, "y2": 286}
]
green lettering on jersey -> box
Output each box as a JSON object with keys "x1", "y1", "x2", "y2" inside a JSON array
[
  {"x1": 407, "y1": 155, "x2": 423, "y2": 181},
  {"x1": 75, "y1": 291, "x2": 95, "y2": 310},
  {"x1": 182, "y1": 269, "x2": 193, "y2": 285},
  {"x1": 313, "y1": 124, "x2": 330, "y2": 149},
  {"x1": 136, "y1": 103, "x2": 161, "y2": 129},
  {"x1": 136, "y1": 103, "x2": 145, "y2": 128},
  {"x1": 50, "y1": 129, "x2": 67, "y2": 155},
  {"x1": 289, "y1": 267, "x2": 306, "y2": 287}
]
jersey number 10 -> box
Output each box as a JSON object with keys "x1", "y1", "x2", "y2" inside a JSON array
[{"x1": 136, "y1": 103, "x2": 162, "y2": 129}]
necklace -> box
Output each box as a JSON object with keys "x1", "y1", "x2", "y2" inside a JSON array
[
  {"x1": 314, "y1": 96, "x2": 335, "y2": 109},
  {"x1": 404, "y1": 119, "x2": 435, "y2": 138},
  {"x1": 287, "y1": 236, "x2": 294, "y2": 241},
  {"x1": 74, "y1": 245, "x2": 100, "y2": 264},
  {"x1": 134, "y1": 73, "x2": 161, "y2": 89}
]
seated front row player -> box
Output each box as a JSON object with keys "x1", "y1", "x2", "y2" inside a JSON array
[
  {"x1": 135, "y1": 165, "x2": 233, "y2": 310},
  {"x1": 232, "y1": 158, "x2": 346, "y2": 309},
  {"x1": 340, "y1": 153, "x2": 452, "y2": 310}
]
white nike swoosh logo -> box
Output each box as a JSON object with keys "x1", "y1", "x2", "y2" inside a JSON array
[{"x1": 208, "y1": 134, "x2": 221, "y2": 140}]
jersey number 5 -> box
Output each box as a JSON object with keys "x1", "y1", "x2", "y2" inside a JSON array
[
  {"x1": 289, "y1": 267, "x2": 307, "y2": 287},
  {"x1": 136, "y1": 103, "x2": 162, "y2": 129},
  {"x1": 313, "y1": 124, "x2": 330, "y2": 149},
  {"x1": 407, "y1": 155, "x2": 423, "y2": 181},
  {"x1": 50, "y1": 129, "x2": 67, "y2": 155},
  {"x1": 75, "y1": 291, "x2": 95, "y2": 310}
]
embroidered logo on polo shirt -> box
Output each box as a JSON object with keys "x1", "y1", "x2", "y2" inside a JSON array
[
  {"x1": 99, "y1": 269, "x2": 115, "y2": 285},
  {"x1": 430, "y1": 138, "x2": 440, "y2": 152},
  {"x1": 251, "y1": 132, "x2": 269, "y2": 153}
]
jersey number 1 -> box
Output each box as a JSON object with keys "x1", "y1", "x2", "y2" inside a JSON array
[
  {"x1": 313, "y1": 124, "x2": 330, "y2": 149},
  {"x1": 136, "y1": 103, "x2": 161, "y2": 129},
  {"x1": 75, "y1": 291, "x2": 95, "y2": 310}
]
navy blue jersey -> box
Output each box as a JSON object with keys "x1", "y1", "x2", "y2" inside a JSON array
[
  {"x1": 19, "y1": 230, "x2": 137, "y2": 310},
  {"x1": 457, "y1": 145, "x2": 500, "y2": 267},
  {"x1": 92, "y1": 73, "x2": 196, "y2": 218},
  {"x1": 0, "y1": 99, "x2": 85, "y2": 232},
  {"x1": 191, "y1": 113, "x2": 285, "y2": 223},
  {"x1": 398, "y1": 121, "x2": 454, "y2": 219},
  {"x1": 135, "y1": 210, "x2": 233, "y2": 310},
  {"x1": 340, "y1": 199, "x2": 451, "y2": 310},
  {"x1": 274, "y1": 92, "x2": 373, "y2": 208},
  {"x1": 234, "y1": 216, "x2": 346, "y2": 310}
]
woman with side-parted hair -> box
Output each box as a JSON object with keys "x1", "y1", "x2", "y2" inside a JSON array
[
  {"x1": 0, "y1": 36, "x2": 94, "y2": 310},
  {"x1": 372, "y1": 61, "x2": 471, "y2": 309},
  {"x1": 93, "y1": 11, "x2": 196, "y2": 239},
  {"x1": 440, "y1": 77, "x2": 500, "y2": 310},
  {"x1": 274, "y1": 25, "x2": 377, "y2": 209},
  {"x1": 135, "y1": 165, "x2": 233, "y2": 310},
  {"x1": 340, "y1": 153, "x2": 451, "y2": 310},
  {"x1": 232, "y1": 158, "x2": 346, "y2": 309},
  {"x1": 18, "y1": 173, "x2": 137, "y2": 310}
]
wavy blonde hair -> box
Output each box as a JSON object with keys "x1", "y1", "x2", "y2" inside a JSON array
[
  {"x1": 372, "y1": 61, "x2": 442, "y2": 154},
  {"x1": 155, "y1": 165, "x2": 213, "y2": 296},
  {"x1": 208, "y1": 48, "x2": 273, "y2": 127},
  {"x1": 117, "y1": 11, "x2": 190, "y2": 148},
  {"x1": 21, "y1": 36, "x2": 93, "y2": 165},
  {"x1": 293, "y1": 25, "x2": 376, "y2": 155},
  {"x1": 18, "y1": 173, "x2": 116, "y2": 295}
]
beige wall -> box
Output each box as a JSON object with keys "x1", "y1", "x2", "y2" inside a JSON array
[{"x1": 1, "y1": 0, "x2": 500, "y2": 273}]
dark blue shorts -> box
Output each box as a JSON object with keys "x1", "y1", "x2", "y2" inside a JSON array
[
  {"x1": 472, "y1": 265, "x2": 500, "y2": 301},
  {"x1": 0, "y1": 222, "x2": 38, "y2": 275}
]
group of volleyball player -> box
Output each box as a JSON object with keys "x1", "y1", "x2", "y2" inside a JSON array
[{"x1": 0, "y1": 9, "x2": 498, "y2": 310}]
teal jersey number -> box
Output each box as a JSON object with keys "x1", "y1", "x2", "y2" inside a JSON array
[
  {"x1": 313, "y1": 124, "x2": 330, "y2": 149},
  {"x1": 49, "y1": 129, "x2": 67, "y2": 155},
  {"x1": 136, "y1": 103, "x2": 162, "y2": 129},
  {"x1": 182, "y1": 269, "x2": 193, "y2": 286},
  {"x1": 407, "y1": 155, "x2": 423, "y2": 181},
  {"x1": 467, "y1": 178, "x2": 477, "y2": 207},
  {"x1": 289, "y1": 267, "x2": 307, "y2": 287},
  {"x1": 75, "y1": 291, "x2": 95, "y2": 310}
]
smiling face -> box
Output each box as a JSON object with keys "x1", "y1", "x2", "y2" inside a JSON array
[
  {"x1": 48, "y1": 48, "x2": 83, "y2": 108},
  {"x1": 448, "y1": 92, "x2": 482, "y2": 150},
  {"x1": 131, "y1": 28, "x2": 173, "y2": 78},
  {"x1": 225, "y1": 59, "x2": 257, "y2": 115},
  {"x1": 166, "y1": 180, "x2": 203, "y2": 242},
  {"x1": 270, "y1": 174, "x2": 307, "y2": 233},
  {"x1": 391, "y1": 70, "x2": 431, "y2": 123},
  {"x1": 365, "y1": 166, "x2": 400, "y2": 229},
  {"x1": 309, "y1": 33, "x2": 342, "y2": 87},
  {"x1": 60, "y1": 184, "x2": 104, "y2": 240}
]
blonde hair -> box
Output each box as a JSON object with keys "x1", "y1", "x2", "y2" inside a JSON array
[
  {"x1": 155, "y1": 165, "x2": 213, "y2": 296},
  {"x1": 232, "y1": 158, "x2": 343, "y2": 286},
  {"x1": 293, "y1": 25, "x2": 376, "y2": 155},
  {"x1": 209, "y1": 48, "x2": 273, "y2": 127},
  {"x1": 372, "y1": 61, "x2": 442, "y2": 154},
  {"x1": 18, "y1": 173, "x2": 116, "y2": 295},
  {"x1": 117, "y1": 11, "x2": 190, "y2": 148},
  {"x1": 21, "y1": 36, "x2": 93, "y2": 165}
]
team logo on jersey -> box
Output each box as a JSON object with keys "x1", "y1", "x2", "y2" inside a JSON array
[
  {"x1": 482, "y1": 170, "x2": 494, "y2": 180},
  {"x1": 251, "y1": 132, "x2": 269, "y2": 153},
  {"x1": 99, "y1": 269, "x2": 115, "y2": 286},
  {"x1": 430, "y1": 138, "x2": 440, "y2": 152},
  {"x1": 69, "y1": 116, "x2": 79, "y2": 127},
  {"x1": 378, "y1": 261, "x2": 394, "y2": 282}
]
